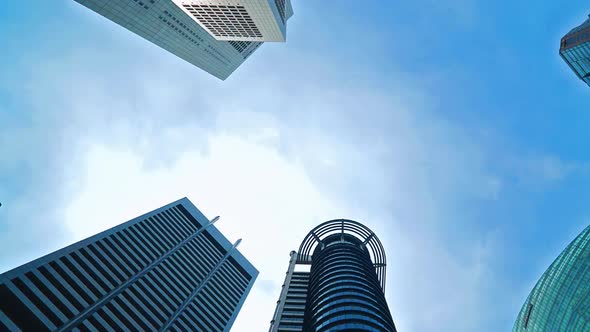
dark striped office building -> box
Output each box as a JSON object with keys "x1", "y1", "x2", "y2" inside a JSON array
[
  {"x1": 0, "y1": 198, "x2": 258, "y2": 332},
  {"x1": 269, "y1": 220, "x2": 397, "y2": 332}
]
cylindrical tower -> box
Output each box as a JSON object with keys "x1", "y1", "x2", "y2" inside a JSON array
[{"x1": 298, "y1": 219, "x2": 397, "y2": 332}]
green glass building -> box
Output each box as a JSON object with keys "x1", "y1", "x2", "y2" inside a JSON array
[
  {"x1": 513, "y1": 225, "x2": 590, "y2": 332},
  {"x1": 560, "y1": 14, "x2": 590, "y2": 87}
]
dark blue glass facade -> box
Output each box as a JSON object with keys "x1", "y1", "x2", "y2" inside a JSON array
[
  {"x1": 305, "y1": 234, "x2": 396, "y2": 331},
  {"x1": 0, "y1": 198, "x2": 257, "y2": 332},
  {"x1": 270, "y1": 220, "x2": 396, "y2": 332}
]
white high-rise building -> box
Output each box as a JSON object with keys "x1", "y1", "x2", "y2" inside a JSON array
[
  {"x1": 74, "y1": 0, "x2": 293, "y2": 80},
  {"x1": 173, "y1": 0, "x2": 294, "y2": 42}
]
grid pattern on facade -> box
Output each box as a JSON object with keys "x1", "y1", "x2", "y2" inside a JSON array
[
  {"x1": 182, "y1": 4, "x2": 263, "y2": 38},
  {"x1": 275, "y1": 0, "x2": 286, "y2": 24},
  {"x1": 0, "y1": 200, "x2": 257, "y2": 332},
  {"x1": 513, "y1": 225, "x2": 590, "y2": 332}
]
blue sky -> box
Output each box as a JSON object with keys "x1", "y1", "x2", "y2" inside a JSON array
[{"x1": 1, "y1": 1, "x2": 590, "y2": 331}]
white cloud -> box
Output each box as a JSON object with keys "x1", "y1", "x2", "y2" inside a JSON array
[
  {"x1": 63, "y1": 133, "x2": 346, "y2": 331},
  {"x1": 1, "y1": 6, "x2": 550, "y2": 331}
]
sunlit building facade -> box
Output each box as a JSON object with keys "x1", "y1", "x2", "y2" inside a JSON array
[
  {"x1": 173, "y1": 0, "x2": 293, "y2": 42},
  {"x1": 560, "y1": 14, "x2": 590, "y2": 87},
  {"x1": 269, "y1": 219, "x2": 397, "y2": 332},
  {"x1": 74, "y1": 0, "x2": 293, "y2": 79},
  {"x1": 513, "y1": 225, "x2": 590, "y2": 332},
  {"x1": 0, "y1": 198, "x2": 257, "y2": 332}
]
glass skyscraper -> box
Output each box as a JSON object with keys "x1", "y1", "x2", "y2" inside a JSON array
[
  {"x1": 560, "y1": 14, "x2": 590, "y2": 87},
  {"x1": 74, "y1": 0, "x2": 293, "y2": 80},
  {"x1": 269, "y1": 219, "x2": 397, "y2": 332},
  {"x1": 0, "y1": 198, "x2": 258, "y2": 332},
  {"x1": 513, "y1": 225, "x2": 590, "y2": 332}
]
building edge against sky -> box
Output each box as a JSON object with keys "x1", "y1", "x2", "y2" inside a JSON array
[
  {"x1": 270, "y1": 219, "x2": 397, "y2": 332},
  {"x1": 0, "y1": 197, "x2": 258, "y2": 332},
  {"x1": 560, "y1": 14, "x2": 590, "y2": 87},
  {"x1": 74, "y1": 0, "x2": 293, "y2": 80},
  {"x1": 512, "y1": 224, "x2": 590, "y2": 332}
]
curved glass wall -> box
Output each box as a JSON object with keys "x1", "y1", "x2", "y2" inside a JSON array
[
  {"x1": 513, "y1": 225, "x2": 590, "y2": 332},
  {"x1": 304, "y1": 234, "x2": 396, "y2": 332}
]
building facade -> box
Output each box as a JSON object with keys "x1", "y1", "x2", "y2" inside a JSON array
[
  {"x1": 560, "y1": 14, "x2": 590, "y2": 87},
  {"x1": 513, "y1": 225, "x2": 590, "y2": 332},
  {"x1": 0, "y1": 198, "x2": 258, "y2": 332},
  {"x1": 173, "y1": 0, "x2": 294, "y2": 42},
  {"x1": 269, "y1": 219, "x2": 397, "y2": 332},
  {"x1": 74, "y1": 0, "x2": 292, "y2": 79}
]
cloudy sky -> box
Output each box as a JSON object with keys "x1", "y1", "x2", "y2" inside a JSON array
[{"x1": 2, "y1": 1, "x2": 590, "y2": 331}]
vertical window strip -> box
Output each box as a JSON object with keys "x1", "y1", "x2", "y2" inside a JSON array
[
  {"x1": 152, "y1": 214, "x2": 184, "y2": 243},
  {"x1": 147, "y1": 217, "x2": 179, "y2": 248},
  {"x1": 70, "y1": 252, "x2": 114, "y2": 293},
  {"x1": 134, "y1": 223, "x2": 169, "y2": 257},
  {"x1": 108, "y1": 297, "x2": 146, "y2": 331},
  {"x1": 168, "y1": 207, "x2": 198, "y2": 234},
  {"x1": 173, "y1": 314, "x2": 193, "y2": 331},
  {"x1": 161, "y1": 210, "x2": 192, "y2": 238},
  {"x1": 58, "y1": 257, "x2": 104, "y2": 299},
  {"x1": 182, "y1": 305, "x2": 209, "y2": 331},
  {"x1": 147, "y1": 270, "x2": 183, "y2": 306},
  {"x1": 128, "y1": 225, "x2": 164, "y2": 258},
  {"x1": 112, "y1": 233, "x2": 150, "y2": 267},
  {"x1": 119, "y1": 288, "x2": 162, "y2": 330},
  {"x1": 96, "y1": 306, "x2": 127, "y2": 331},
  {"x1": 89, "y1": 312, "x2": 112, "y2": 331},
  {"x1": 200, "y1": 287, "x2": 231, "y2": 321},
  {"x1": 176, "y1": 247, "x2": 207, "y2": 280},
  {"x1": 190, "y1": 301, "x2": 218, "y2": 331},
  {"x1": 103, "y1": 237, "x2": 141, "y2": 273},
  {"x1": 189, "y1": 238, "x2": 219, "y2": 269},
  {"x1": 45, "y1": 263, "x2": 94, "y2": 308},
  {"x1": 10, "y1": 277, "x2": 64, "y2": 328},
  {"x1": 208, "y1": 276, "x2": 236, "y2": 313},
  {"x1": 158, "y1": 260, "x2": 192, "y2": 297},
  {"x1": 195, "y1": 293, "x2": 224, "y2": 329},
  {"x1": 170, "y1": 206, "x2": 198, "y2": 232},
  {"x1": 78, "y1": 248, "x2": 121, "y2": 288},
  {"x1": 122, "y1": 228, "x2": 157, "y2": 262},
  {"x1": 166, "y1": 254, "x2": 200, "y2": 289},
  {"x1": 39, "y1": 266, "x2": 88, "y2": 312},
  {"x1": 213, "y1": 268, "x2": 241, "y2": 303},
  {"x1": 186, "y1": 240, "x2": 216, "y2": 271},
  {"x1": 88, "y1": 243, "x2": 129, "y2": 282},
  {"x1": 30, "y1": 269, "x2": 83, "y2": 314},
  {"x1": 134, "y1": 278, "x2": 175, "y2": 316}
]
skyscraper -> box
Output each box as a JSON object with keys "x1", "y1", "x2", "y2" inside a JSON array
[
  {"x1": 560, "y1": 14, "x2": 590, "y2": 87},
  {"x1": 513, "y1": 225, "x2": 590, "y2": 332},
  {"x1": 0, "y1": 198, "x2": 258, "y2": 332},
  {"x1": 74, "y1": 0, "x2": 293, "y2": 80},
  {"x1": 173, "y1": 0, "x2": 293, "y2": 42},
  {"x1": 269, "y1": 219, "x2": 397, "y2": 332}
]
